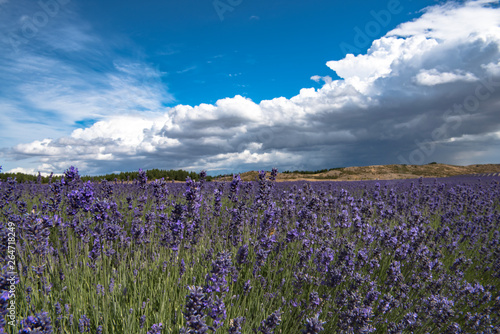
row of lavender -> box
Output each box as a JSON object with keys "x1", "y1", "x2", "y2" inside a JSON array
[{"x1": 0, "y1": 167, "x2": 499, "y2": 333}]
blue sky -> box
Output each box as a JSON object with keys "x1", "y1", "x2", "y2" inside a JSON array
[{"x1": 1, "y1": 0, "x2": 500, "y2": 175}]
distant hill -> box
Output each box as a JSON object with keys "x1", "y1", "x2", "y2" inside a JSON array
[
  {"x1": 215, "y1": 163, "x2": 500, "y2": 182},
  {"x1": 2, "y1": 163, "x2": 499, "y2": 183}
]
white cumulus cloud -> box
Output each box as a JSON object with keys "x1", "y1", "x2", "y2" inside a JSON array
[{"x1": 415, "y1": 69, "x2": 478, "y2": 86}]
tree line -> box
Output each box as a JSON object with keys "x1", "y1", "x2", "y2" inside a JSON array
[{"x1": 0, "y1": 168, "x2": 214, "y2": 184}]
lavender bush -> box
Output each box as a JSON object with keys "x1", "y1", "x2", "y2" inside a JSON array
[{"x1": 0, "y1": 166, "x2": 499, "y2": 333}]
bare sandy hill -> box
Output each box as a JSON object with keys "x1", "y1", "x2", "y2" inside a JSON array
[{"x1": 214, "y1": 163, "x2": 500, "y2": 182}]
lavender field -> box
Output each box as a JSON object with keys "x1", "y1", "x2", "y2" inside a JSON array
[{"x1": 1, "y1": 167, "x2": 499, "y2": 333}]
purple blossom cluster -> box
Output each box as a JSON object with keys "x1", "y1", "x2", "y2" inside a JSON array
[{"x1": 0, "y1": 166, "x2": 499, "y2": 332}]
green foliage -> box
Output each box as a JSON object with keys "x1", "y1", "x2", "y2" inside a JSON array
[
  {"x1": 0, "y1": 169, "x2": 213, "y2": 183},
  {"x1": 282, "y1": 167, "x2": 345, "y2": 174},
  {"x1": 0, "y1": 172, "x2": 62, "y2": 184}
]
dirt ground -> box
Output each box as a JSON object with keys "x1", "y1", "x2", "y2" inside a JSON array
[{"x1": 216, "y1": 163, "x2": 500, "y2": 182}]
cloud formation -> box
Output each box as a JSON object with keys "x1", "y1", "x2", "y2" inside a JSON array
[
  {"x1": 0, "y1": 0, "x2": 174, "y2": 168},
  {"x1": 414, "y1": 69, "x2": 478, "y2": 86},
  {"x1": 4, "y1": 0, "x2": 500, "y2": 175}
]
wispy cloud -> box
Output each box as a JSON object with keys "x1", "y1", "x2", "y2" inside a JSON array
[
  {"x1": 0, "y1": 0, "x2": 174, "y2": 153},
  {"x1": 176, "y1": 66, "x2": 197, "y2": 74}
]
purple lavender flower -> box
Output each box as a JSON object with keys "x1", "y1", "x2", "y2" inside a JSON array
[
  {"x1": 236, "y1": 244, "x2": 249, "y2": 267},
  {"x1": 445, "y1": 322, "x2": 461, "y2": 334},
  {"x1": 213, "y1": 185, "x2": 223, "y2": 216},
  {"x1": 258, "y1": 309, "x2": 281, "y2": 334},
  {"x1": 351, "y1": 307, "x2": 375, "y2": 333},
  {"x1": 423, "y1": 294, "x2": 455, "y2": 324},
  {"x1": 270, "y1": 168, "x2": 278, "y2": 181},
  {"x1": 66, "y1": 181, "x2": 94, "y2": 214},
  {"x1": 184, "y1": 177, "x2": 202, "y2": 242},
  {"x1": 180, "y1": 315, "x2": 210, "y2": 334},
  {"x1": 385, "y1": 261, "x2": 404, "y2": 287},
  {"x1": 309, "y1": 291, "x2": 321, "y2": 308},
  {"x1": 208, "y1": 295, "x2": 226, "y2": 330},
  {"x1": 229, "y1": 174, "x2": 241, "y2": 203},
  {"x1": 109, "y1": 277, "x2": 115, "y2": 294},
  {"x1": 180, "y1": 259, "x2": 186, "y2": 278},
  {"x1": 181, "y1": 286, "x2": 211, "y2": 333},
  {"x1": 228, "y1": 317, "x2": 246, "y2": 334},
  {"x1": 96, "y1": 284, "x2": 104, "y2": 296},
  {"x1": 62, "y1": 166, "x2": 80, "y2": 185},
  {"x1": 54, "y1": 302, "x2": 62, "y2": 316},
  {"x1": 205, "y1": 251, "x2": 232, "y2": 293},
  {"x1": 18, "y1": 311, "x2": 53, "y2": 334},
  {"x1": 255, "y1": 170, "x2": 272, "y2": 210},
  {"x1": 88, "y1": 237, "x2": 101, "y2": 262},
  {"x1": 301, "y1": 314, "x2": 326, "y2": 333},
  {"x1": 137, "y1": 169, "x2": 148, "y2": 189},
  {"x1": 22, "y1": 215, "x2": 53, "y2": 257},
  {"x1": 146, "y1": 323, "x2": 163, "y2": 334},
  {"x1": 243, "y1": 280, "x2": 252, "y2": 295},
  {"x1": 78, "y1": 314, "x2": 90, "y2": 333}
]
